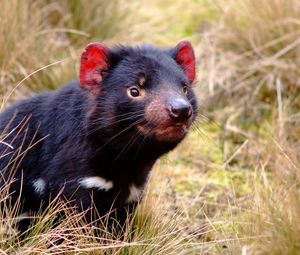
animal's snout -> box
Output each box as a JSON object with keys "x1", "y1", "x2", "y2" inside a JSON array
[{"x1": 168, "y1": 98, "x2": 192, "y2": 123}]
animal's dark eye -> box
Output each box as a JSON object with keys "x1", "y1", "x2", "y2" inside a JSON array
[
  {"x1": 128, "y1": 87, "x2": 140, "y2": 98},
  {"x1": 182, "y1": 85, "x2": 188, "y2": 95}
]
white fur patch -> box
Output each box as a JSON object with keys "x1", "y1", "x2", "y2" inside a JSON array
[
  {"x1": 32, "y1": 178, "x2": 46, "y2": 196},
  {"x1": 126, "y1": 184, "x2": 143, "y2": 203},
  {"x1": 15, "y1": 212, "x2": 29, "y2": 222},
  {"x1": 79, "y1": 176, "x2": 113, "y2": 191}
]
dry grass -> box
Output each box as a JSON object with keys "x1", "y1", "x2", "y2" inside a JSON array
[
  {"x1": 195, "y1": 0, "x2": 300, "y2": 253},
  {"x1": 199, "y1": 0, "x2": 300, "y2": 128},
  {"x1": 239, "y1": 136, "x2": 300, "y2": 255},
  {"x1": 0, "y1": 179, "x2": 209, "y2": 255},
  {"x1": 0, "y1": 0, "x2": 131, "y2": 107}
]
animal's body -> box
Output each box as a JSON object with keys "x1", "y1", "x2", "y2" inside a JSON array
[{"x1": 0, "y1": 41, "x2": 197, "y2": 231}]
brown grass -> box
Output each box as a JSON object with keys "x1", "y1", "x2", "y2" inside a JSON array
[{"x1": 198, "y1": 0, "x2": 300, "y2": 127}]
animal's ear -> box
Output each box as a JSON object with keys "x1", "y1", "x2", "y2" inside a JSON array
[
  {"x1": 79, "y1": 42, "x2": 110, "y2": 95},
  {"x1": 174, "y1": 41, "x2": 196, "y2": 84}
]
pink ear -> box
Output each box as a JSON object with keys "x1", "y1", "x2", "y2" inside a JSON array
[
  {"x1": 79, "y1": 42, "x2": 110, "y2": 95},
  {"x1": 175, "y1": 41, "x2": 196, "y2": 84}
]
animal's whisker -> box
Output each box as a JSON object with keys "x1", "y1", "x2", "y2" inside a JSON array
[
  {"x1": 111, "y1": 131, "x2": 142, "y2": 165},
  {"x1": 95, "y1": 117, "x2": 146, "y2": 152},
  {"x1": 90, "y1": 113, "x2": 145, "y2": 126}
]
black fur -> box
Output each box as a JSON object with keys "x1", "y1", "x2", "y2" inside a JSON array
[{"x1": 0, "y1": 44, "x2": 197, "y2": 232}]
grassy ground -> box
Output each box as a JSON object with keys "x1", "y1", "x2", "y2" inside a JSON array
[{"x1": 1, "y1": 0, "x2": 300, "y2": 254}]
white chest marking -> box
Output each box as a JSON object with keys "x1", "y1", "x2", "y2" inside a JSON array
[
  {"x1": 32, "y1": 178, "x2": 46, "y2": 196},
  {"x1": 79, "y1": 176, "x2": 113, "y2": 191},
  {"x1": 126, "y1": 184, "x2": 143, "y2": 203}
]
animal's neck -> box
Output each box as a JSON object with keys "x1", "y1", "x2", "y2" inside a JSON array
[
  {"x1": 88, "y1": 141, "x2": 157, "y2": 187},
  {"x1": 86, "y1": 126, "x2": 178, "y2": 186}
]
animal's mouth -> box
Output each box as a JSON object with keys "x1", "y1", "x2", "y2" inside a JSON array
[
  {"x1": 155, "y1": 123, "x2": 189, "y2": 142},
  {"x1": 137, "y1": 122, "x2": 190, "y2": 142}
]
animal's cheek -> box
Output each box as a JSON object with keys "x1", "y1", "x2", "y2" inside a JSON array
[{"x1": 142, "y1": 99, "x2": 171, "y2": 128}]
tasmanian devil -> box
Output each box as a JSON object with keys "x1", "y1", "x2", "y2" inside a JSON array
[{"x1": 0, "y1": 41, "x2": 197, "y2": 233}]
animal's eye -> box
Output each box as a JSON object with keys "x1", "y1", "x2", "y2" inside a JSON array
[
  {"x1": 128, "y1": 86, "x2": 141, "y2": 98},
  {"x1": 182, "y1": 85, "x2": 188, "y2": 95}
]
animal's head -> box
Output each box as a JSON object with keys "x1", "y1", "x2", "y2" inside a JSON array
[{"x1": 80, "y1": 41, "x2": 197, "y2": 152}]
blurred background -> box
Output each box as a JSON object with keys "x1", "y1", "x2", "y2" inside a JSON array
[{"x1": 1, "y1": 0, "x2": 300, "y2": 254}]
